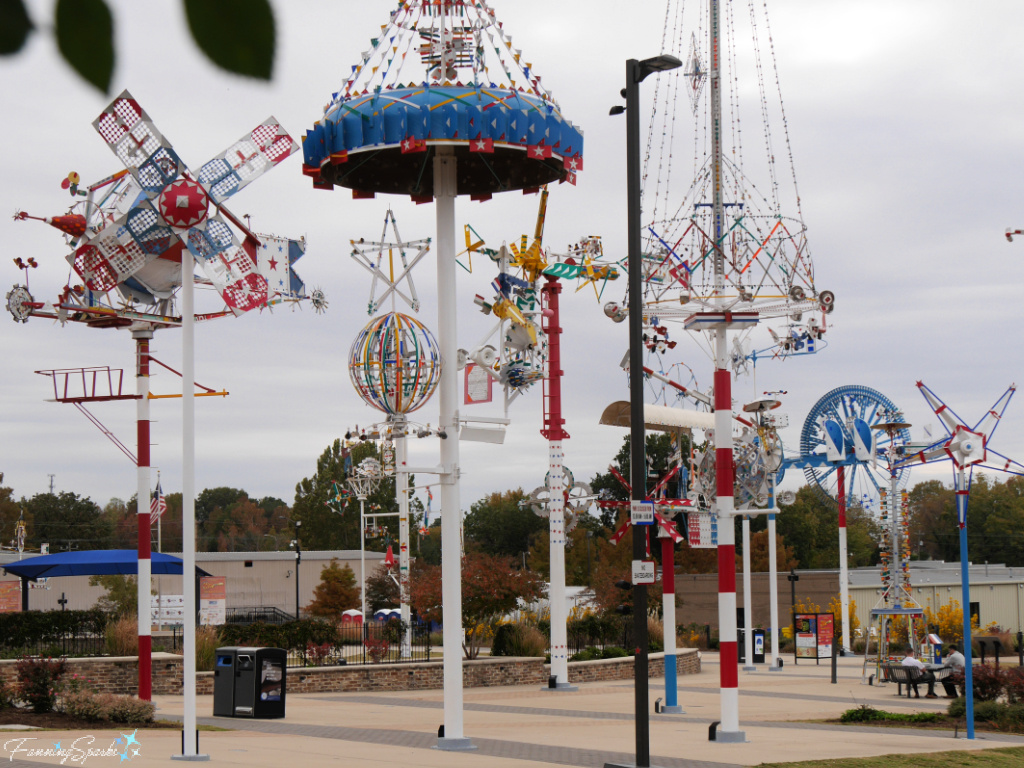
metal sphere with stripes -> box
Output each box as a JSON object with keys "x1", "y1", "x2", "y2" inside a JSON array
[{"x1": 349, "y1": 312, "x2": 441, "y2": 415}]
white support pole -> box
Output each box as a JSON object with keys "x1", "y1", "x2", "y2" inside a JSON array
[
  {"x1": 544, "y1": 440, "x2": 574, "y2": 689},
  {"x1": 837, "y1": 465, "x2": 851, "y2": 654},
  {"x1": 768, "y1": 511, "x2": 781, "y2": 669},
  {"x1": 360, "y1": 498, "x2": 367, "y2": 622},
  {"x1": 396, "y1": 422, "x2": 412, "y2": 658},
  {"x1": 173, "y1": 258, "x2": 207, "y2": 762},
  {"x1": 434, "y1": 147, "x2": 473, "y2": 751},
  {"x1": 742, "y1": 515, "x2": 755, "y2": 671},
  {"x1": 134, "y1": 330, "x2": 153, "y2": 701}
]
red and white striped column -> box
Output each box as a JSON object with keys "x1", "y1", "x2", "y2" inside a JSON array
[
  {"x1": 837, "y1": 465, "x2": 851, "y2": 654},
  {"x1": 714, "y1": 347, "x2": 743, "y2": 740},
  {"x1": 133, "y1": 329, "x2": 152, "y2": 701}
]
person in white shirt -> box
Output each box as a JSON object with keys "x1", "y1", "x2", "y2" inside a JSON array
[
  {"x1": 901, "y1": 646, "x2": 937, "y2": 698},
  {"x1": 941, "y1": 644, "x2": 966, "y2": 699}
]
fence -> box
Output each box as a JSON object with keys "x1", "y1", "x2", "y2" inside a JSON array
[
  {"x1": 286, "y1": 621, "x2": 433, "y2": 667},
  {"x1": 2, "y1": 634, "x2": 107, "y2": 659}
]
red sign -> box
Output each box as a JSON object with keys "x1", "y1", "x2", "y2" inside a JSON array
[{"x1": 0, "y1": 582, "x2": 21, "y2": 613}]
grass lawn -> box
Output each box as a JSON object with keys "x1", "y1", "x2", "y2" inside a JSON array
[{"x1": 758, "y1": 746, "x2": 1024, "y2": 768}]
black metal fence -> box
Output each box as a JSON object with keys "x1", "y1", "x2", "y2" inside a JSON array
[
  {"x1": 3, "y1": 635, "x2": 107, "y2": 659},
  {"x1": 286, "y1": 621, "x2": 433, "y2": 667}
]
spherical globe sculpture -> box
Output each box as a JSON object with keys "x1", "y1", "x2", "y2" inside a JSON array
[{"x1": 349, "y1": 311, "x2": 441, "y2": 415}]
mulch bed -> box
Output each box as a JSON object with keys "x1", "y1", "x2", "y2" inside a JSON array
[{"x1": 0, "y1": 708, "x2": 179, "y2": 730}]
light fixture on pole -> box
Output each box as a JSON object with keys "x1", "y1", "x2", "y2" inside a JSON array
[
  {"x1": 607, "y1": 52, "x2": 682, "y2": 768},
  {"x1": 347, "y1": 458, "x2": 383, "y2": 625},
  {"x1": 293, "y1": 521, "x2": 302, "y2": 620}
]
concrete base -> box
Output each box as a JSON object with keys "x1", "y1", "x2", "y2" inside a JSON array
[
  {"x1": 604, "y1": 763, "x2": 669, "y2": 768},
  {"x1": 715, "y1": 730, "x2": 747, "y2": 744},
  {"x1": 540, "y1": 683, "x2": 579, "y2": 692},
  {"x1": 170, "y1": 755, "x2": 210, "y2": 762},
  {"x1": 657, "y1": 704, "x2": 685, "y2": 714},
  {"x1": 769, "y1": 664, "x2": 785, "y2": 672},
  {"x1": 435, "y1": 737, "x2": 477, "y2": 751},
  {"x1": 742, "y1": 665, "x2": 757, "y2": 672}
]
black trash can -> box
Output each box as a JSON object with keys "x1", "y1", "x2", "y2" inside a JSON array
[
  {"x1": 737, "y1": 629, "x2": 746, "y2": 663},
  {"x1": 752, "y1": 629, "x2": 766, "y2": 664},
  {"x1": 213, "y1": 646, "x2": 287, "y2": 718}
]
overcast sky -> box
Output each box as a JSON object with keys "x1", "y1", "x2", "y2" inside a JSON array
[{"x1": 3, "y1": 0, "x2": 1024, "y2": 525}]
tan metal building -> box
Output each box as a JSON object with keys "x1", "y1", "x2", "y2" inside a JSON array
[{"x1": 0, "y1": 550, "x2": 385, "y2": 619}]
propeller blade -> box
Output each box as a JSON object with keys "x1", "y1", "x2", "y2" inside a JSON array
[
  {"x1": 199, "y1": 118, "x2": 299, "y2": 205},
  {"x1": 185, "y1": 212, "x2": 268, "y2": 316}
]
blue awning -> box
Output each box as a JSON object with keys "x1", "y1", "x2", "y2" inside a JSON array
[{"x1": 2, "y1": 550, "x2": 210, "y2": 580}]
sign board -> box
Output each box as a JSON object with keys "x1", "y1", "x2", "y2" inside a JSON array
[
  {"x1": 687, "y1": 511, "x2": 717, "y2": 549},
  {"x1": 794, "y1": 612, "x2": 835, "y2": 664},
  {"x1": 151, "y1": 594, "x2": 185, "y2": 623},
  {"x1": 199, "y1": 577, "x2": 227, "y2": 626},
  {"x1": 630, "y1": 500, "x2": 655, "y2": 526},
  {"x1": 40, "y1": 544, "x2": 49, "y2": 555},
  {"x1": 0, "y1": 582, "x2": 20, "y2": 613},
  {"x1": 632, "y1": 560, "x2": 656, "y2": 585},
  {"x1": 464, "y1": 363, "x2": 493, "y2": 405}
]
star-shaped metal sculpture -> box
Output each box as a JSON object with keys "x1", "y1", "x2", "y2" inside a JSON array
[
  {"x1": 349, "y1": 208, "x2": 431, "y2": 315},
  {"x1": 897, "y1": 381, "x2": 1024, "y2": 741}
]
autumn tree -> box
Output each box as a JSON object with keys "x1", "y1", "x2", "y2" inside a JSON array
[
  {"x1": 0, "y1": 476, "x2": 29, "y2": 551},
  {"x1": 23, "y1": 492, "x2": 108, "y2": 551},
  {"x1": 527, "y1": 512, "x2": 603, "y2": 585},
  {"x1": 590, "y1": 433, "x2": 689, "y2": 529},
  {"x1": 409, "y1": 552, "x2": 544, "y2": 659},
  {"x1": 305, "y1": 559, "x2": 360, "y2": 619},
  {"x1": 365, "y1": 563, "x2": 400, "y2": 614},
  {"x1": 464, "y1": 488, "x2": 545, "y2": 558},
  {"x1": 90, "y1": 574, "x2": 138, "y2": 617},
  {"x1": 746, "y1": 529, "x2": 798, "y2": 573},
  {"x1": 293, "y1": 440, "x2": 401, "y2": 551}
]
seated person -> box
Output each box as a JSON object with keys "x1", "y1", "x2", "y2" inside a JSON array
[
  {"x1": 901, "y1": 646, "x2": 937, "y2": 698},
  {"x1": 941, "y1": 644, "x2": 966, "y2": 699}
]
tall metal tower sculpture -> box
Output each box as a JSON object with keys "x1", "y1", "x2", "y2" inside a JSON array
[
  {"x1": 301, "y1": 1, "x2": 583, "y2": 749},
  {"x1": 10, "y1": 92, "x2": 307, "y2": 723}
]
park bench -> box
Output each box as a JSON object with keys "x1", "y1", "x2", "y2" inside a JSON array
[{"x1": 880, "y1": 662, "x2": 926, "y2": 698}]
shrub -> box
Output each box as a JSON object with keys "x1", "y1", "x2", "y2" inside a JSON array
[
  {"x1": 105, "y1": 694, "x2": 155, "y2": 724},
  {"x1": 195, "y1": 626, "x2": 220, "y2": 672},
  {"x1": 0, "y1": 678, "x2": 15, "y2": 709},
  {"x1": 600, "y1": 646, "x2": 629, "y2": 659},
  {"x1": 306, "y1": 642, "x2": 332, "y2": 666},
  {"x1": 947, "y1": 696, "x2": 966, "y2": 718},
  {"x1": 839, "y1": 705, "x2": 941, "y2": 725},
  {"x1": 569, "y1": 647, "x2": 600, "y2": 662},
  {"x1": 971, "y1": 664, "x2": 1007, "y2": 702},
  {"x1": 1005, "y1": 667, "x2": 1024, "y2": 704},
  {"x1": 492, "y1": 623, "x2": 546, "y2": 657},
  {"x1": 62, "y1": 690, "x2": 108, "y2": 721},
  {"x1": 54, "y1": 672, "x2": 96, "y2": 714},
  {"x1": 104, "y1": 616, "x2": 138, "y2": 657},
  {"x1": 364, "y1": 636, "x2": 389, "y2": 663},
  {"x1": 15, "y1": 656, "x2": 67, "y2": 713},
  {"x1": 0, "y1": 610, "x2": 108, "y2": 657}
]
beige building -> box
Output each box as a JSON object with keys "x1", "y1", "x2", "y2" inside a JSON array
[{"x1": 0, "y1": 550, "x2": 385, "y2": 619}]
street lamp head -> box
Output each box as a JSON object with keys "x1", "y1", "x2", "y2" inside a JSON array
[
  {"x1": 638, "y1": 54, "x2": 683, "y2": 82},
  {"x1": 609, "y1": 105, "x2": 626, "y2": 116}
]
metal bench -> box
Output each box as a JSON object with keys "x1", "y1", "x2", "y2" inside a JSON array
[{"x1": 880, "y1": 662, "x2": 926, "y2": 698}]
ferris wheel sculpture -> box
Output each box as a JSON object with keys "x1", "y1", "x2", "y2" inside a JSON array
[{"x1": 782, "y1": 385, "x2": 910, "y2": 510}]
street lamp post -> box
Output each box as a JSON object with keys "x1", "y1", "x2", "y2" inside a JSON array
[
  {"x1": 294, "y1": 521, "x2": 302, "y2": 621},
  {"x1": 608, "y1": 52, "x2": 682, "y2": 768}
]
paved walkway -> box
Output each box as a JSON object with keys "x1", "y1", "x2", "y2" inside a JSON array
[{"x1": 2, "y1": 654, "x2": 1023, "y2": 767}]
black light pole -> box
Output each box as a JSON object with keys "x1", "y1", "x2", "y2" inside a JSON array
[
  {"x1": 294, "y1": 520, "x2": 302, "y2": 621},
  {"x1": 608, "y1": 52, "x2": 682, "y2": 768}
]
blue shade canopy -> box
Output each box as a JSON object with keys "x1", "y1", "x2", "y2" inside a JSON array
[{"x1": 2, "y1": 550, "x2": 209, "y2": 580}]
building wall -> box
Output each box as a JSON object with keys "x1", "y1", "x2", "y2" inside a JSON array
[
  {"x1": 850, "y1": 581, "x2": 1024, "y2": 636},
  {"x1": 674, "y1": 571, "x2": 839, "y2": 629},
  {"x1": 0, "y1": 650, "x2": 702, "y2": 697},
  {"x1": 0, "y1": 551, "x2": 385, "y2": 618}
]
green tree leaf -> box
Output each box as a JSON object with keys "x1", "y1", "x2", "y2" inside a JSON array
[
  {"x1": 55, "y1": 0, "x2": 114, "y2": 93},
  {"x1": 0, "y1": 0, "x2": 33, "y2": 55},
  {"x1": 184, "y1": 0, "x2": 274, "y2": 81}
]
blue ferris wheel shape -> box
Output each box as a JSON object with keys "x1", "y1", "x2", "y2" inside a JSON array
[{"x1": 784, "y1": 385, "x2": 911, "y2": 509}]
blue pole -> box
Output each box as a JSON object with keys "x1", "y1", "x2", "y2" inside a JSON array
[{"x1": 957, "y1": 473, "x2": 974, "y2": 740}]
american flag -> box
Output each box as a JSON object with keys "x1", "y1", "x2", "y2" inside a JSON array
[{"x1": 150, "y1": 476, "x2": 167, "y2": 524}]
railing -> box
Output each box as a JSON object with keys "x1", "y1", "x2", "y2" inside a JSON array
[
  {"x1": 225, "y1": 606, "x2": 295, "y2": 625},
  {"x1": 2, "y1": 635, "x2": 107, "y2": 659},
  {"x1": 287, "y1": 621, "x2": 433, "y2": 667}
]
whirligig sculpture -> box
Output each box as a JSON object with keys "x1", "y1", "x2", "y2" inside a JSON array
[{"x1": 303, "y1": 1, "x2": 583, "y2": 748}]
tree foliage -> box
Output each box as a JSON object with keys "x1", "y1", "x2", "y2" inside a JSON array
[
  {"x1": 0, "y1": 0, "x2": 275, "y2": 92},
  {"x1": 409, "y1": 552, "x2": 544, "y2": 659},
  {"x1": 305, "y1": 559, "x2": 360, "y2": 619},
  {"x1": 23, "y1": 492, "x2": 107, "y2": 551},
  {"x1": 464, "y1": 488, "x2": 545, "y2": 558},
  {"x1": 590, "y1": 433, "x2": 689, "y2": 529},
  {"x1": 89, "y1": 574, "x2": 138, "y2": 617},
  {"x1": 293, "y1": 440, "x2": 399, "y2": 552},
  {"x1": 365, "y1": 563, "x2": 400, "y2": 614}
]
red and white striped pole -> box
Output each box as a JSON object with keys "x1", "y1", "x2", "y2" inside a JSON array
[
  {"x1": 133, "y1": 329, "x2": 152, "y2": 701},
  {"x1": 837, "y1": 465, "x2": 850, "y2": 654}
]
